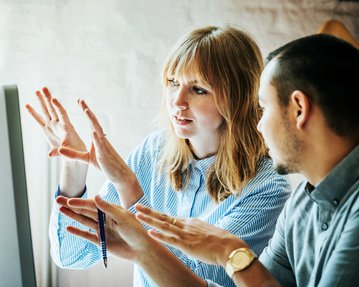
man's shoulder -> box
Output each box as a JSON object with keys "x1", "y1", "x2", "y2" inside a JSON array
[{"x1": 340, "y1": 179, "x2": 359, "y2": 215}]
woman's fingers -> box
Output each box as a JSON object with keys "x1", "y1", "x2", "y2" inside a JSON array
[
  {"x1": 85, "y1": 108, "x2": 104, "y2": 135},
  {"x1": 57, "y1": 196, "x2": 98, "y2": 220},
  {"x1": 25, "y1": 104, "x2": 46, "y2": 127},
  {"x1": 77, "y1": 98, "x2": 89, "y2": 111},
  {"x1": 36, "y1": 90, "x2": 52, "y2": 122},
  {"x1": 59, "y1": 143, "x2": 100, "y2": 169},
  {"x1": 56, "y1": 195, "x2": 71, "y2": 208},
  {"x1": 48, "y1": 147, "x2": 60, "y2": 157},
  {"x1": 94, "y1": 195, "x2": 126, "y2": 224},
  {"x1": 59, "y1": 205, "x2": 98, "y2": 230},
  {"x1": 51, "y1": 98, "x2": 71, "y2": 125},
  {"x1": 57, "y1": 196, "x2": 97, "y2": 213},
  {"x1": 66, "y1": 225, "x2": 99, "y2": 244},
  {"x1": 58, "y1": 146, "x2": 90, "y2": 163},
  {"x1": 78, "y1": 99, "x2": 105, "y2": 136},
  {"x1": 42, "y1": 87, "x2": 59, "y2": 122},
  {"x1": 65, "y1": 197, "x2": 98, "y2": 211}
]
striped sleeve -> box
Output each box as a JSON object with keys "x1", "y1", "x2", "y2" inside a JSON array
[{"x1": 49, "y1": 186, "x2": 102, "y2": 269}]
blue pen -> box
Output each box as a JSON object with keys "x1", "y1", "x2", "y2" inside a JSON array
[{"x1": 97, "y1": 209, "x2": 108, "y2": 268}]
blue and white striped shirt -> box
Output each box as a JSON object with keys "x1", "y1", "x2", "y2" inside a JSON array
[{"x1": 49, "y1": 130, "x2": 290, "y2": 287}]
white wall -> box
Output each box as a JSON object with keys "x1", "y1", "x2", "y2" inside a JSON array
[{"x1": 0, "y1": 0, "x2": 358, "y2": 286}]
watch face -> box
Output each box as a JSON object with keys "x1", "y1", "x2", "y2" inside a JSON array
[
  {"x1": 226, "y1": 248, "x2": 257, "y2": 277},
  {"x1": 231, "y1": 249, "x2": 253, "y2": 269}
]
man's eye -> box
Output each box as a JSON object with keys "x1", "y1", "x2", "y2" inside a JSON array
[
  {"x1": 192, "y1": 86, "x2": 207, "y2": 95},
  {"x1": 168, "y1": 79, "x2": 180, "y2": 87}
]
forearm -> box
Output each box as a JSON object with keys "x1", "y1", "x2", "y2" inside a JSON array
[
  {"x1": 137, "y1": 240, "x2": 207, "y2": 287},
  {"x1": 59, "y1": 161, "x2": 88, "y2": 197},
  {"x1": 231, "y1": 260, "x2": 281, "y2": 287},
  {"x1": 165, "y1": 240, "x2": 235, "y2": 285}
]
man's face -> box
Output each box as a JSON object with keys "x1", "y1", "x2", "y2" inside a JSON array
[{"x1": 257, "y1": 59, "x2": 302, "y2": 175}]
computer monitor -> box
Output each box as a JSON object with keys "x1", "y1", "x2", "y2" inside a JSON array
[{"x1": 0, "y1": 85, "x2": 37, "y2": 287}]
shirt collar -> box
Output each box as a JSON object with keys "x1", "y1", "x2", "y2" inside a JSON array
[
  {"x1": 306, "y1": 144, "x2": 359, "y2": 208},
  {"x1": 191, "y1": 155, "x2": 216, "y2": 174}
]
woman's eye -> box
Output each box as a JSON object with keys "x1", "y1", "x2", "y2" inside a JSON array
[
  {"x1": 192, "y1": 86, "x2": 207, "y2": 95},
  {"x1": 167, "y1": 79, "x2": 180, "y2": 87}
]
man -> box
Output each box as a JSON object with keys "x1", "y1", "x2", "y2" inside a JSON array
[{"x1": 59, "y1": 34, "x2": 359, "y2": 287}]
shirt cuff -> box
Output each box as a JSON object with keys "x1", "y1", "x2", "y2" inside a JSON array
[{"x1": 54, "y1": 185, "x2": 88, "y2": 198}]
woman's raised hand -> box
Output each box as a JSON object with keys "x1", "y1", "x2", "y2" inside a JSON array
[
  {"x1": 26, "y1": 87, "x2": 87, "y2": 159},
  {"x1": 58, "y1": 99, "x2": 144, "y2": 207}
]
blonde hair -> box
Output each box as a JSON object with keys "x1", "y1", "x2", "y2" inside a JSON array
[{"x1": 159, "y1": 25, "x2": 267, "y2": 203}]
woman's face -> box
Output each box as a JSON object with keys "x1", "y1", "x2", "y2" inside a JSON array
[{"x1": 166, "y1": 75, "x2": 223, "y2": 155}]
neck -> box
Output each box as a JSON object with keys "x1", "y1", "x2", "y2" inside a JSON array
[
  {"x1": 300, "y1": 134, "x2": 358, "y2": 186},
  {"x1": 189, "y1": 137, "x2": 219, "y2": 160}
]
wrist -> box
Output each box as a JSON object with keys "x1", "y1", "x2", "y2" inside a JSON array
[
  {"x1": 62, "y1": 160, "x2": 89, "y2": 173},
  {"x1": 218, "y1": 238, "x2": 249, "y2": 267},
  {"x1": 60, "y1": 161, "x2": 88, "y2": 197},
  {"x1": 225, "y1": 248, "x2": 257, "y2": 279},
  {"x1": 135, "y1": 237, "x2": 162, "y2": 266},
  {"x1": 114, "y1": 174, "x2": 144, "y2": 208}
]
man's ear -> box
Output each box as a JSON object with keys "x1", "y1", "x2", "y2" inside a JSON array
[{"x1": 290, "y1": 90, "x2": 310, "y2": 129}]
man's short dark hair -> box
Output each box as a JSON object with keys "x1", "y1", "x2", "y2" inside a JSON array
[{"x1": 266, "y1": 34, "x2": 359, "y2": 137}]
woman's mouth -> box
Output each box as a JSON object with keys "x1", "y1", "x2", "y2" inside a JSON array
[{"x1": 173, "y1": 115, "x2": 192, "y2": 125}]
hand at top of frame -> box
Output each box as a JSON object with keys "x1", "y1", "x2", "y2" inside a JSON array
[
  {"x1": 26, "y1": 87, "x2": 87, "y2": 159},
  {"x1": 57, "y1": 195, "x2": 154, "y2": 263},
  {"x1": 57, "y1": 99, "x2": 143, "y2": 207},
  {"x1": 135, "y1": 204, "x2": 249, "y2": 267}
]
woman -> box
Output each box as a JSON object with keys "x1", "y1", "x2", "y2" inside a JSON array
[{"x1": 27, "y1": 25, "x2": 290, "y2": 287}]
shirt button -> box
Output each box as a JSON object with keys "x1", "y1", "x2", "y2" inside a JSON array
[
  {"x1": 332, "y1": 199, "x2": 339, "y2": 206},
  {"x1": 321, "y1": 223, "x2": 328, "y2": 230}
]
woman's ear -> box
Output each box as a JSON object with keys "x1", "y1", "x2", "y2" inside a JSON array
[{"x1": 290, "y1": 90, "x2": 310, "y2": 130}]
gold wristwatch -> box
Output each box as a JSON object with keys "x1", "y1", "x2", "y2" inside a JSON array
[{"x1": 225, "y1": 248, "x2": 257, "y2": 278}]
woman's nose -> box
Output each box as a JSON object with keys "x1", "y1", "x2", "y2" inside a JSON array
[{"x1": 173, "y1": 87, "x2": 188, "y2": 110}]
